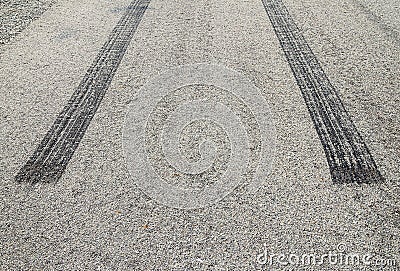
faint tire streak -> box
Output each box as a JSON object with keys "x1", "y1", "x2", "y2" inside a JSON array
[{"x1": 16, "y1": 0, "x2": 151, "y2": 183}]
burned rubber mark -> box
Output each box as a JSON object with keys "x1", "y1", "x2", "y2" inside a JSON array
[
  {"x1": 15, "y1": 0, "x2": 151, "y2": 184},
  {"x1": 262, "y1": 0, "x2": 383, "y2": 183}
]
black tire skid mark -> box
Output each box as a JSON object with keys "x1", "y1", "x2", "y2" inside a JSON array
[
  {"x1": 262, "y1": 0, "x2": 383, "y2": 183},
  {"x1": 16, "y1": 0, "x2": 151, "y2": 183}
]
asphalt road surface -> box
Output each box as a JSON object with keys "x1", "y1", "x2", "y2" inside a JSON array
[{"x1": 1, "y1": 0, "x2": 399, "y2": 270}]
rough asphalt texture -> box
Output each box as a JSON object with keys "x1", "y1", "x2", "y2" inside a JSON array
[
  {"x1": 0, "y1": 0, "x2": 56, "y2": 47},
  {"x1": 0, "y1": 0, "x2": 399, "y2": 270}
]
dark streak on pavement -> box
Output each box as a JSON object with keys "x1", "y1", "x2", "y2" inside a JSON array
[
  {"x1": 15, "y1": 0, "x2": 151, "y2": 184},
  {"x1": 262, "y1": 0, "x2": 383, "y2": 183},
  {"x1": 352, "y1": 0, "x2": 399, "y2": 45}
]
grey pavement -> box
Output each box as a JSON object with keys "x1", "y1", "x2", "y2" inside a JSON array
[
  {"x1": 0, "y1": 0, "x2": 56, "y2": 47},
  {"x1": 0, "y1": 0, "x2": 399, "y2": 270}
]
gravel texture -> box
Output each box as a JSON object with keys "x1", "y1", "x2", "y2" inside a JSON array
[
  {"x1": 0, "y1": 0, "x2": 56, "y2": 46},
  {"x1": 0, "y1": 0, "x2": 399, "y2": 270}
]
